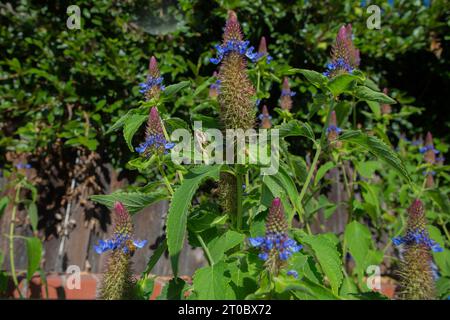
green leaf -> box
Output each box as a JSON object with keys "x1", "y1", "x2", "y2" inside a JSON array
[
  {"x1": 339, "y1": 130, "x2": 411, "y2": 182},
  {"x1": 27, "y1": 202, "x2": 38, "y2": 232},
  {"x1": 353, "y1": 86, "x2": 396, "y2": 104},
  {"x1": 123, "y1": 114, "x2": 147, "y2": 151},
  {"x1": 193, "y1": 261, "x2": 230, "y2": 299},
  {"x1": 142, "y1": 239, "x2": 167, "y2": 277},
  {"x1": 295, "y1": 69, "x2": 328, "y2": 88},
  {"x1": 90, "y1": 190, "x2": 168, "y2": 215},
  {"x1": 314, "y1": 161, "x2": 334, "y2": 186},
  {"x1": 25, "y1": 237, "x2": 42, "y2": 282},
  {"x1": 0, "y1": 196, "x2": 9, "y2": 219},
  {"x1": 106, "y1": 111, "x2": 132, "y2": 134},
  {"x1": 167, "y1": 165, "x2": 221, "y2": 275},
  {"x1": 327, "y1": 73, "x2": 360, "y2": 97},
  {"x1": 163, "y1": 81, "x2": 190, "y2": 97},
  {"x1": 279, "y1": 120, "x2": 315, "y2": 143},
  {"x1": 208, "y1": 230, "x2": 245, "y2": 263},
  {"x1": 301, "y1": 234, "x2": 343, "y2": 295},
  {"x1": 344, "y1": 221, "x2": 373, "y2": 274},
  {"x1": 366, "y1": 101, "x2": 381, "y2": 118}
]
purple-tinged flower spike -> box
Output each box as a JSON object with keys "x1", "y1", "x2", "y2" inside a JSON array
[
  {"x1": 381, "y1": 88, "x2": 392, "y2": 114},
  {"x1": 139, "y1": 56, "x2": 165, "y2": 101},
  {"x1": 215, "y1": 10, "x2": 257, "y2": 130},
  {"x1": 324, "y1": 24, "x2": 360, "y2": 77},
  {"x1": 257, "y1": 36, "x2": 273, "y2": 64},
  {"x1": 216, "y1": 11, "x2": 256, "y2": 216},
  {"x1": 209, "y1": 71, "x2": 220, "y2": 99},
  {"x1": 327, "y1": 111, "x2": 343, "y2": 148},
  {"x1": 425, "y1": 173, "x2": 434, "y2": 188},
  {"x1": 248, "y1": 198, "x2": 302, "y2": 276},
  {"x1": 97, "y1": 202, "x2": 147, "y2": 299},
  {"x1": 279, "y1": 77, "x2": 295, "y2": 111},
  {"x1": 136, "y1": 107, "x2": 175, "y2": 157},
  {"x1": 259, "y1": 105, "x2": 272, "y2": 129},
  {"x1": 420, "y1": 132, "x2": 439, "y2": 164},
  {"x1": 393, "y1": 199, "x2": 442, "y2": 300}
]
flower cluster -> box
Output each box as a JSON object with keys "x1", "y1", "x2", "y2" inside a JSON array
[
  {"x1": 96, "y1": 202, "x2": 145, "y2": 299},
  {"x1": 94, "y1": 202, "x2": 147, "y2": 256},
  {"x1": 279, "y1": 77, "x2": 295, "y2": 111},
  {"x1": 259, "y1": 105, "x2": 272, "y2": 129},
  {"x1": 394, "y1": 199, "x2": 442, "y2": 300},
  {"x1": 139, "y1": 75, "x2": 164, "y2": 94},
  {"x1": 95, "y1": 233, "x2": 147, "y2": 255},
  {"x1": 210, "y1": 39, "x2": 263, "y2": 65},
  {"x1": 248, "y1": 198, "x2": 302, "y2": 275},
  {"x1": 393, "y1": 230, "x2": 442, "y2": 253},
  {"x1": 257, "y1": 36, "x2": 273, "y2": 64},
  {"x1": 136, "y1": 107, "x2": 175, "y2": 157},
  {"x1": 16, "y1": 163, "x2": 31, "y2": 169},
  {"x1": 420, "y1": 132, "x2": 439, "y2": 164},
  {"x1": 327, "y1": 111, "x2": 343, "y2": 148},
  {"x1": 139, "y1": 56, "x2": 165, "y2": 101},
  {"x1": 324, "y1": 24, "x2": 360, "y2": 77}
]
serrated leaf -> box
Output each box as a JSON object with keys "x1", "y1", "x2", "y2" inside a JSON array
[
  {"x1": 295, "y1": 69, "x2": 328, "y2": 88},
  {"x1": 25, "y1": 237, "x2": 42, "y2": 282},
  {"x1": 90, "y1": 190, "x2": 168, "y2": 215},
  {"x1": 142, "y1": 239, "x2": 167, "y2": 277},
  {"x1": 354, "y1": 86, "x2": 396, "y2": 104},
  {"x1": 193, "y1": 261, "x2": 230, "y2": 299},
  {"x1": 301, "y1": 234, "x2": 343, "y2": 295},
  {"x1": 339, "y1": 130, "x2": 411, "y2": 182},
  {"x1": 123, "y1": 114, "x2": 147, "y2": 152},
  {"x1": 167, "y1": 165, "x2": 221, "y2": 275},
  {"x1": 279, "y1": 120, "x2": 315, "y2": 142}
]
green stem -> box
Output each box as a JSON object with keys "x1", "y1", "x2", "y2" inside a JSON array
[
  {"x1": 196, "y1": 233, "x2": 214, "y2": 266},
  {"x1": 298, "y1": 144, "x2": 321, "y2": 207},
  {"x1": 9, "y1": 183, "x2": 23, "y2": 298},
  {"x1": 236, "y1": 168, "x2": 244, "y2": 231},
  {"x1": 157, "y1": 160, "x2": 174, "y2": 196}
]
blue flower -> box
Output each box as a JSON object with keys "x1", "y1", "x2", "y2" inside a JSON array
[
  {"x1": 16, "y1": 163, "x2": 31, "y2": 169},
  {"x1": 249, "y1": 237, "x2": 264, "y2": 247},
  {"x1": 323, "y1": 58, "x2": 354, "y2": 77},
  {"x1": 136, "y1": 134, "x2": 175, "y2": 156},
  {"x1": 281, "y1": 89, "x2": 296, "y2": 97},
  {"x1": 210, "y1": 40, "x2": 264, "y2": 65},
  {"x1": 326, "y1": 125, "x2": 343, "y2": 134},
  {"x1": 392, "y1": 230, "x2": 443, "y2": 253},
  {"x1": 94, "y1": 234, "x2": 147, "y2": 255},
  {"x1": 258, "y1": 113, "x2": 272, "y2": 120},
  {"x1": 287, "y1": 270, "x2": 298, "y2": 278},
  {"x1": 249, "y1": 232, "x2": 302, "y2": 262},
  {"x1": 139, "y1": 76, "x2": 164, "y2": 94},
  {"x1": 419, "y1": 145, "x2": 439, "y2": 154}
]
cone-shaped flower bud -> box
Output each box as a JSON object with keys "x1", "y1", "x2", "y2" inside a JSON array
[
  {"x1": 139, "y1": 56, "x2": 165, "y2": 101},
  {"x1": 218, "y1": 171, "x2": 237, "y2": 216},
  {"x1": 248, "y1": 198, "x2": 302, "y2": 276},
  {"x1": 96, "y1": 202, "x2": 148, "y2": 299},
  {"x1": 327, "y1": 111, "x2": 343, "y2": 147},
  {"x1": 212, "y1": 11, "x2": 257, "y2": 130},
  {"x1": 324, "y1": 24, "x2": 360, "y2": 77},
  {"x1": 425, "y1": 172, "x2": 435, "y2": 188},
  {"x1": 136, "y1": 107, "x2": 175, "y2": 157},
  {"x1": 257, "y1": 36, "x2": 273, "y2": 64},
  {"x1": 381, "y1": 88, "x2": 392, "y2": 114},
  {"x1": 259, "y1": 105, "x2": 272, "y2": 129},
  {"x1": 279, "y1": 77, "x2": 295, "y2": 111},
  {"x1": 209, "y1": 71, "x2": 220, "y2": 99},
  {"x1": 393, "y1": 199, "x2": 443, "y2": 300},
  {"x1": 420, "y1": 132, "x2": 439, "y2": 164}
]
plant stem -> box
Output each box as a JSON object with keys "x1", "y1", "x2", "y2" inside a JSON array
[
  {"x1": 196, "y1": 233, "x2": 214, "y2": 266},
  {"x1": 157, "y1": 160, "x2": 174, "y2": 196},
  {"x1": 9, "y1": 183, "x2": 23, "y2": 298},
  {"x1": 298, "y1": 144, "x2": 321, "y2": 207},
  {"x1": 236, "y1": 168, "x2": 244, "y2": 231}
]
